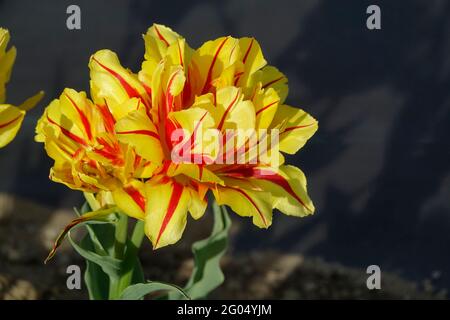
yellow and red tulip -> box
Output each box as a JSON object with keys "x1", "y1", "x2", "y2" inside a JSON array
[
  {"x1": 0, "y1": 28, "x2": 43, "y2": 148},
  {"x1": 36, "y1": 24, "x2": 318, "y2": 250}
]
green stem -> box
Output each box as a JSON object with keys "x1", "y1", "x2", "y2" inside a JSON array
[
  {"x1": 108, "y1": 213, "x2": 128, "y2": 299},
  {"x1": 114, "y1": 213, "x2": 128, "y2": 259},
  {"x1": 116, "y1": 220, "x2": 145, "y2": 293},
  {"x1": 130, "y1": 220, "x2": 145, "y2": 250},
  {"x1": 109, "y1": 219, "x2": 145, "y2": 300}
]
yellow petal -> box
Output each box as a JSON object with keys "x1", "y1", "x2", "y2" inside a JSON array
[
  {"x1": 166, "y1": 37, "x2": 193, "y2": 69},
  {"x1": 42, "y1": 89, "x2": 103, "y2": 147},
  {"x1": 151, "y1": 64, "x2": 186, "y2": 125},
  {"x1": 234, "y1": 37, "x2": 266, "y2": 91},
  {"x1": 0, "y1": 104, "x2": 25, "y2": 148},
  {"x1": 205, "y1": 86, "x2": 255, "y2": 132},
  {"x1": 187, "y1": 186, "x2": 207, "y2": 220},
  {"x1": 169, "y1": 106, "x2": 217, "y2": 162},
  {"x1": 144, "y1": 178, "x2": 191, "y2": 249},
  {"x1": 112, "y1": 179, "x2": 146, "y2": 220},
  {"x1": 211, "y1": 62, "x2": 243, "y2": 89},
  {"x1": 106, "y1": 95, "x2": 145, "y2": 122},
  {"x1": 253, "y1": 86, "x2": 279, "y2": 129},
  {"x1": 143, "y1": 24, "x2": 183, "y2": 62},
  {"x1": 233, "y1": 165, "x2": 315, "y2": 217},
  {"x1": 166, "y1": 162, "x2": 223, "y2": 185},
  {"x1": 238, "y1": 38, "x2": 266, "y2": 75},
  {"x1": 253, "y1": 66, "x2": 288, "y2": 103},
  {"x1": 89, "y1": 49, "x2": 151, "y2": 118},
  {"x1": 190, "y1": 36, "x2": 240, "y2": 95},
  {"x1": 35, "y1": 94, "x2": 88, "y2": 162},
  {"x1": 271, "y1": 104, "x2": 318, "y2": 154},
  {"x1": 115, "y1": 107, "x2": 164, "y2": 168},
  {"x1": 213, "y1": 178, "x2": 272, "y2": 228},
  {"x1": 0, "y1": 29, "x2": 16, "y2": 104}
]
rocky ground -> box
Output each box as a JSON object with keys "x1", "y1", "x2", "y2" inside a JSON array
[{"x1": 0, "y1": 193, "x2": 446, "y2": 300}]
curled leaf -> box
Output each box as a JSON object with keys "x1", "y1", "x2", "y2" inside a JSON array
[{"x1": 44, "y1": 206, "x2": 118, "y2": 263}]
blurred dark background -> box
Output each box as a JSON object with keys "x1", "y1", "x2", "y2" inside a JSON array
[{"x1": 0, "y1": 0, "x2": 449, "y2": 298}]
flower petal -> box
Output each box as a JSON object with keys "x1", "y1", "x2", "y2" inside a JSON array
[
  {"x1": 169, "y1": 106, "x2": 217, "y2": 163},
  {"x1": 233, "y1": 165, "x2": 315, "y2": 217},
  {"x1": 213, "y1": 178, "x2": 272, "y2": 228},
  {"x1": 190, "y1": 36, "x2": 240, "y2": 95},
  {"x1": 0, "y1": 28, "x2": 16, "y2": 104},
  {"x1": 112, "y1": 179, "x2": 146, "y2": 220},
  {"x1": 89, "y1": 50, "x2": 151, "y2": 117},
  {"x1": 204, "y1": 86, "x2": 255, "y2": 133},
  {"x1": 271, "y1": 104, "x2": 318, "y2": 154},
  {"x1": 143, "y1": 24, "x2": 183, "y2": 62},
  {"x1": 235, "y1": 37, "x2": 266, "y2": 91},
  {"x1": 166, "y1": 163, "x2": 223, "y2": 185},
  {"x1": 144, "y1": 178, "x2": 191, "y2": 249},
  {"x1": 257, "y1": 66, "x2": 288, "y2": 103},
  {"x1": 187, "y1": 186, "x2": 207, "y2": 220},
  {"x1": 253, "y1": 86, "x2": 279, "y2": 129},
  {"x1": 0, "y1": 104, "x2": 25, "y2": 148},
  {"x1": 115, "y1": 107, "x2": 164, "y2": 168}
]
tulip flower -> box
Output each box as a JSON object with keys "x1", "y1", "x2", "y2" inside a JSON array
[
  {"x1": 0, "y1": 28, "x2": 43, "y2": 148},
  {"x1": 37, "y1": 23, "x2": 319, "y2": 300},
  {"x1": 37, "y1": 24, "x2": 318, "y2": 253}
]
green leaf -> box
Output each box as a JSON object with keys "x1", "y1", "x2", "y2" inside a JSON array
[
  {"x1": 80, "y1": 235, "x2": 110, "y2": 300},
  {"x1": 120, "y1": 221, "x2": 145, "y2": 285},
  {"x1": 75, "y1": 202, "x2": 145, "y2": 299},
  {"x1": 68, "y1": 231, "x2": 123, "y2": 280},
  {"x1": 120, "y1": 282, "x2": 190, "y2": 300},
  {"x1": 177, "y1": 200, "x2": 231, "y2": 299},
  {"x1": 75, "y1": 201, "x2": 119, "y2": 299},
  {"x1": 112, "y1": 221, "x2": 145, "y2": 297},
  {"x1": 75, "y1": 205, "x2": 113, "y2": 256}
]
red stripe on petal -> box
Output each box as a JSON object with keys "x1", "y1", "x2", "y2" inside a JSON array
[
  {"x1": 0, "y1": 115, "x2": 21, "y2": 129},
  {"x1": 233, "y1": 71, "x2": 244, "y2": 86},
  {"x1": 91, "y1": 57, "x2": 142, "y2": 100},
  {"x1": 202, "y1": 37, "x2": 229, "y2": 94},
  {"x1": 155, "y1": 181, "x2": 184, "y2": 247},
  {"x1": 217, "y1": 89, "x2": 240, "y2": 131},
  {"x1": 47, "y1": 115, "x2": 87, "y2": 146},
  {"x1": 95, "y1": 136, "x2": 124, "y2": 165},
  {"x1": 177, "y1": 40, "x2": 184, "y2": 66},
  {"x1": 124, "y1": 185, "x2": 146, "y2": 212},
  {"x1": 242, "y1": 39, "x2": 254, "y2": 64},
  {"x1": 230, "y1": 186, "x2": 268, "y2": 227},
  {"x1": 282, "y1": 123, "x2": 316, "y2": 133},
  {"x1": 255, "y1": 100, "x2": 279, "y2": 116},
  {"x1": 165, "y1": 71, "x2": 180, "y2": 114},
  {"x1": 262, "y1": 76, "x2": 284, "y2": 89},
  {"x1": 154, "y1": 25, "x2": 170, "y2": 47},
  {"x1": 253, "y1": 168, "x2": 313, "y2": 213},
  {"x1": 116, "y1": 129, "x2": 160, "y2": 140},
  {"x1": 64, "y1": 93, "x2": 93, "y2": 140},
  {"x1": 198, "y1": 165, "x2": 204, "y2": 181},
  {"x1": 179, "y1": 110, "x2": 208, "y2": 154},
  {"x1": 96, "y1": 103, "x2": 116, "y2": 133}
]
